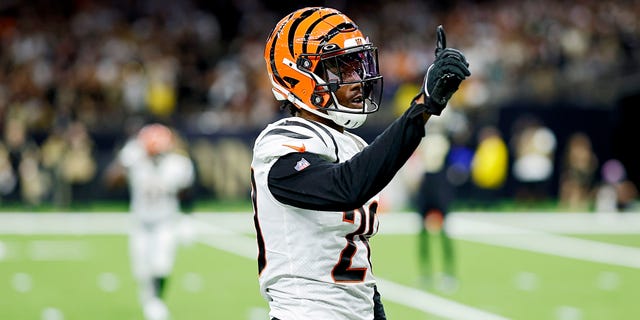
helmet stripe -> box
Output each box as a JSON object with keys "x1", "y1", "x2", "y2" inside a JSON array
[
  {"x1": 302, "y1": 12, "x2": 339, "y2": 54},
  {"x1": 269, "y1": 35, "x2": 288, "y2": 88},
  {"x1": 287, "y1": 7, "x2": 319, "y2": 57},
  {"x1": 268, "y1": 14, "x2": 295, "y2": 88}
]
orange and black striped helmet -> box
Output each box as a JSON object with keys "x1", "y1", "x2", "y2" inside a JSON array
[
  {"x1": 265, "y1": 7, "x2": 383, "y2": 128},
  {"x1": 138, "y1": 123, "x2": 174, "y2": 156}
]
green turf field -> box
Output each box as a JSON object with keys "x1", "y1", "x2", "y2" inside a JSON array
[{"x1": 1, "y1": 212, "x2": 639, "y2": 320}]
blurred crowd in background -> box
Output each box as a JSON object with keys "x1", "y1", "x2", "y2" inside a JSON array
[{"x1": 0, "y1": 0, "x2": 639, "y2": 211}]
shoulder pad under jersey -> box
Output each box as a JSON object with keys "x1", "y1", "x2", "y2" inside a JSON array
[{"x1": 253, "y1": 117, "x2": 339, "y2": 163}]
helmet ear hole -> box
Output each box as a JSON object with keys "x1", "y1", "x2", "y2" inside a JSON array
[{"x1": 296, "y1": 57, "x2": 313, "y2": 71}]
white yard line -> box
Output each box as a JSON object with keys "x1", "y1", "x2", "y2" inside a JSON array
[
  {"x1": 0, "y1": 212, "x2": 131, "y2": 235},
  {"x1": 377, "y1": 211, "x2": 640, "y2": 235},
  {"x1": 452, "y1": 212, "x2": 640, "y2": 234},
  {"x1": 377, "y1": 279, "x2": 509, "y2": 320},
  {"x1": 195, "y1": 222, "x2": 511, "y2": 320},
  {"x1": 447, "y1": 216, "x2": 640, "y2": 269},
  {"x1": 4, "y1": 211, "x2": 640, "y2": 318},
  {"x1": 378, "y1": 212, "x2": 640, "y2": 269},
  {"x1": 3, "y1": 212, "x2": 640, "y2": 269}
]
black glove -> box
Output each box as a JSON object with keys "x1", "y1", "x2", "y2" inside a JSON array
[{"x1": 414, "y1": 25, "x2": 470, "y2": 115}]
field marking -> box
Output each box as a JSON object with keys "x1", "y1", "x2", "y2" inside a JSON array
[
  {"x1": 4, "y1": 212, "x2": 639, "y2": 318},
  {"x1": 377, "y1": 211, "x2": 640, "y2": 235},
  {"x1": 0, "y1": 213, "x2": 131, "y2": 235},
  {"x1": 195, "y1": 222, "x2": 511, "y2": 320},
  {"x1": 27, "y1": 240, "x2": 90, "y2": 261},
  {"x1": 376, "y1": 212, "x2": 640, "y2": 269},
  {"x1": 446, "y1": 216, "x2": 640, "y2": 269},
  {"x1": 2, "y1": 211, "x2": 639, "y2": 234},
  {"x1": 377, "y1": 279, "x2": 509, "y2": 320},
  {"x1": 2, "y1": 212, "x2": 640, "y2": 270}
]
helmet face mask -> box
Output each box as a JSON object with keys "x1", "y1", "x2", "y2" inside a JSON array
[
  {"x1": 311, "y1": 44, "x2": 383, "y2": 115},
  {"x1": 265, "y1": 7, "x2": 384, "y2": 129},
  {"x1": 138, "y1": 123, "x2": 174, "y2": 156}
]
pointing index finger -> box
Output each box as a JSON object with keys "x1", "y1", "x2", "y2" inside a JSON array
[{"x1": 436, "y1": 25, "x2": 446, "y2": 56}]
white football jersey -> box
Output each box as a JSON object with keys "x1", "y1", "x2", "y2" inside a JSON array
[
  {"x1": 251, "y1": 117, "x2": 381, "y2": 320},
  {"x1": 119, "y1": 139, "x2": 195, "y2": 224}
]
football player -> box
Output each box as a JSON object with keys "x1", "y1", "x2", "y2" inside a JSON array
[
  {"x1": 251, "y1": 7, "x2": 470, "y2": 320},
  {"x1": 109, "y1": 123, "x2": 195, "y2": 320}
]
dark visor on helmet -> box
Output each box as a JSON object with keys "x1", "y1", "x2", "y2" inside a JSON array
[{"x1": 311, "y1": 45, "x2": 383, "y2": 114}]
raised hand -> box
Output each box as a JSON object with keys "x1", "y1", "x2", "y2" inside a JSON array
[{"x1": 419, "y1": 25, "x2": 471, "y2": 115}]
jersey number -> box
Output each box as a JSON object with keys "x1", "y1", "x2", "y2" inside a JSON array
[{"x1": 331, "y1": 202, "x2": 378, "y2": 283}]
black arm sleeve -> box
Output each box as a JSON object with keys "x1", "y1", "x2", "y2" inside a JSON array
[{"x1": 268, "y1": 103, "x2": 427, "y2": 211}]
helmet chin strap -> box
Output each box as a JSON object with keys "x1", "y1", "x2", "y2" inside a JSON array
[
  {"x1": 289, "y1": 87, "x2": 368, "y2": 129},
  {"x1": 326, "y1": 96, "x2": 368, "y2": 129},
  {"x1": 327, "y1": 109, "x2": 367, "y2": 129}
]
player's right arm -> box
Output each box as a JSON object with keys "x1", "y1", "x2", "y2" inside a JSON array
[{"x1": 104, "y1": 139, "x2": 140, "y2": 189}]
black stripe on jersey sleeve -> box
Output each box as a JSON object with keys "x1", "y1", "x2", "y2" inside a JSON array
[
  {"x1": 280, "y1": 120, "x2": 328, "y2": 147},
  {"x1": 267, "y1": 103, "x2": 426, "y2": 211},
  {"x1": 305, "y1": 120, "x2": 340, "y2": 163},
  {"x1": 263, "y1": 128, "x2": 313, "y2": 140},
  {"x1": 278, "y1": 119, "x2": 339, "y2": 162}
]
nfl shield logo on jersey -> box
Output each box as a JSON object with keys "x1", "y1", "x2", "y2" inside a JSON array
[{"x1": 294, "y1": 158, "x2": 310, "y2": 171}]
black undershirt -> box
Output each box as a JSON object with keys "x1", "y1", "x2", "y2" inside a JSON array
[{"x1": 268, "y1": 103, "x2": 427, "y2": 212}]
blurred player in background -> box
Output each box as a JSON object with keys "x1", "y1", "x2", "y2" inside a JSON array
[
  {"x1": 251, "y1": 7, "x2": 469, "y2": 319},
  {"x1": 412, "y1": 130, "x2": 457, "y2": 292},
  {"x1": 106, "y1": 123, "x2": 195, "y2": 320}
]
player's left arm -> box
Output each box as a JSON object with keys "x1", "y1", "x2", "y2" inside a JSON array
[{"x1": 268, "y1": 101, "x2": 428, "y2": 212}]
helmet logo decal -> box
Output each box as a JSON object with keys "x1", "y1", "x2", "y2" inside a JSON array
[
  {"x1": 344, "y1": 37, "x2": 366, "y2": 48},
  {"x1": 322, "y1": 44, "x2": 339, "y2": 52},
  {"x1": 317, "y1": 22, "x2": 357, "y2": 52}
]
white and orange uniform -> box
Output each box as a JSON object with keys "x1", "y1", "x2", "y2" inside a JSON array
[
  {"x1": 251, "y1": 103, "x2": 427, "y2": 320},
  {"x1": 119, "y1": 138, "x2": 194, "y2": 281}
]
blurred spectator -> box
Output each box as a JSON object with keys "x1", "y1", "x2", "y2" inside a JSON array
[
  {"x1": 60, "y1": 122, "x2": 97, "y2": 201},
  {"x1": 2, "y1": 120, "x2": 22, "y2": 201},
  {"x1": 189, "y1": 136, "x2": 252, "y2": 201},
  {"x1": 0, "y1": 0, "x2": 639, "y2": 206},
  {"x1": 595, "y1": 159, "x2": 638, "y2": 213},
  {"x1": 40, "y1": 121, "x2": 97, "y2": 207},
  {"x1": 41, "y1": 126, "x2": 68, "y2": 206},
  {"x1": 18, "y1": 141, "x2": 49, "y2": 206},
  {"x1": 3, "y1": 115, "x2": 40, "y2": 204},
  {"x1": 0, "y1": 142, "x2": 17, "y2": 199},
  {"x1": 510, "y1": 116, "x2": 557, "y2": 202},
  {"x1": 471, "y1": 125, "x2": 509, "y2": 204},
  {"x1": 558, "y1": 132, "x2": 598, "y2": 211},
  {"x1": 1, "y1": 0, "x2": 638, "y2": 135}
]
